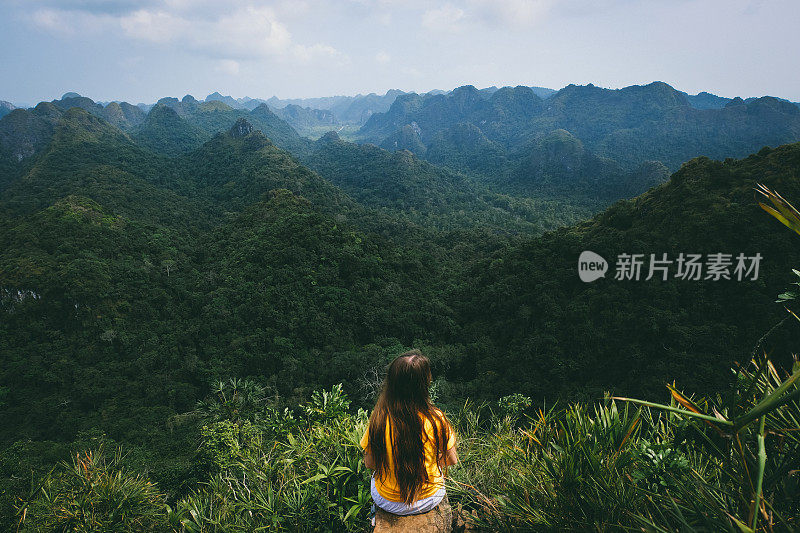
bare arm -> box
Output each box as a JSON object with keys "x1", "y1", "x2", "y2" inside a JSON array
[
  {"x1": 363, "y1": 448, "x2": 375, "y2": 470},
  {"x1": 445, "y1": 445, "x2": 458, "y2": 466}
]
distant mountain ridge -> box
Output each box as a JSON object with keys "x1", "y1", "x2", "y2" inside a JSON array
[
  {"x1": 202, "y1": 86, "x2": 560, "y2": 131},
  {"x1": 0, "y1": 98, "x2": 587, "y2": 235},
  {"x1": 4, "y1": 81, "x2": 800, "y2": 212},
  {"x1": 201, "y1": 89, "x2": 421, "y2": 134},
  {"x1": 0, "y1": 93, "x2": 310, "y2": 162},
  {"x1": 357, "y1": 81, "x2": 800, "y2": 199}
]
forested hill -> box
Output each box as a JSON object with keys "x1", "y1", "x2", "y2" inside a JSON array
[
  {"x1": 455, "y1": 143, "x2": 800, "y2": 400},
  {"x1": 9, "y1": 86, "x2": 794, "y2": 213},
  {"x1": 1, "y1": 91, "x2": 800, "y2": 529},
  {"x1": 1, "y1": 99, "x2": 799, "y2": 429},
  {"x1": 0, "y1": 94, "x2": 607, "y2": 231},
  {"x1": 357, "y1": 82, "x2": 800, "y2": 199},
  {"x1": 298, "y1": 131, "x2": 596, "y2": 232},
  {"x1": 0, "y1": 93, "x2": 310, "y2": 162}
]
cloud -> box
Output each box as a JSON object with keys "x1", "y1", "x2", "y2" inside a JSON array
[
  {"x1": 466, "y1": 0, "x2": 673, "y2": 27},
  {"x1": 119, "y1": 9, "x2": 191, "y2": 43},
  {"x1": 215, "y1": 59, "x2": 241, "y2": 76},
  {"x1": 31, "y1": 7, "x2": 115, "y2": 36},
  {"x1": 422, "y1": 4, "x2": 466, "y2": 33},
  {"x1": 26, "y1": 2, "x2": 343, "y2": 64},
  {"x1": 375, "y1": 50, "x2": 391, "y2": 64},
  {"x1": 293, "y1": 43, "x2": 348, "y2": 65},
  {"x1": 31, "y1": 8, "x2": 70, "y2": 33},
  {"x1": 467, "y1": 0, "x2": 554, "y2": 27},
  {"x1": 201, "y1": 6, "x2": 293, "y2": 58},
  {"x1": 14, "y1": 0, "x2": 162, "y2": 15}
]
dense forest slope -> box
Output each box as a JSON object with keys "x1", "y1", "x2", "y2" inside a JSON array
[
  {"x1": 454, "y1": 143, "x2": 800, "y2": 400},
  {"x1": 300, "y1": 131, "x2": 595, "y2": 232}
]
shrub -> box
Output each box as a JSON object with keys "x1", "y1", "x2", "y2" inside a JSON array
[{"x1": 17, "y1": 447, "x2": 168, "y2": 532}]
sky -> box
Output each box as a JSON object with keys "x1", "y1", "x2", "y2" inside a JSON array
[{"x1": 1, "y1": 0, "x2": 799, "y2": 106}]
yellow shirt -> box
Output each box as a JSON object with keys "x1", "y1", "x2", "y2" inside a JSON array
[{"x1": 360, "y1": 410, "x2": 456, "y2": 502}]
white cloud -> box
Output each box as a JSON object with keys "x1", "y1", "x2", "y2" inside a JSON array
[
  {"x1": 31, "y1": 7, "x2": 113, "y2": 36},
  {"x1": 216, "y1": 59, "x2": 241, "y2": 76},
  {"x1": 119, "y1": 9, "x2": 191, "y2": 43},
  {"x1": 32, "y1": 8, "x2": 68, "y2": 33},
  {"x1": 29, "y1": 2, "x2": 343, "y2": 64},
  {"x1": 376, "y1": 11, "x2": 392, "y2": 25},
  {"x1": 293, "y1": 43, "x2": 347, "y2": 64},
  {"x1": 466, "y1": 0, "x2": 666, "y2": 27},
  {"x1": 422, "y1": 4, "x2": 466, "y2": 33},
  {"x1": 468, "y1": 0, "x2": 554, "y2": 27},
  {"x1": 375, "y1": 50, "x2": 391, "y2": 64},
  {"x1": 209, "y1": 6, "x2": 293, "y2": 58}
]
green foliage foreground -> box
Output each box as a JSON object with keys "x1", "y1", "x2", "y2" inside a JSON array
[{"x1": 14, "y1": 358, "x2": 800, "y2": 531}]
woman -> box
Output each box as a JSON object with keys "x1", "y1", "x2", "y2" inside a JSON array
[{"x1": 360, "y1": 349, "x2": 458, "y2": 517}]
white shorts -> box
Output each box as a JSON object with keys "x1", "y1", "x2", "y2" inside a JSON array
[{"x1": 370, "y1": 475, "x2": 445, "y2": 516}]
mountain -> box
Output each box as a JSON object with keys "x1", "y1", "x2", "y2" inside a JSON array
[
  {"x1": 192, "y1": 188, "x2": 450, "y2": 389},
  {"x1": 202, "y1": 87, "x2": 558, "y2": 129},
  {"x1": 0, "y1": 108, "x2": 204, "y2": 228},
  {"x1": 177, "y1": 118, "x2": 347, "y2": 213},
  {"x1": 204, "y1": 91, "x2": 243, "y2": 109},
  {"x1": 129, "y1": 96, "x2": 309, "y2": 156},
  {"x1": 265, "y1": 90, "x2": 407, "y2": 126},
  {"x1": 246, "y1": 104, "x2": 311, "y2": 154},
  {"x1": 361, "y1": 86, "x2": 671, "y2": 203},
  {"x1": 424, "y1": 122, "x2": 505, "y2": 173},
  {"x1": 3, "y1": 88, "x2": 800, "y2": 529},
  {"x1": 455, "y1": 142, "x2": 800, "y2": 400},
  {"x1": 102, "y1": 101, "x2": 147, "y2": 130},
  {"x1": 507, "y1": 129, "x2": 623, "y2": 194},
  {"x1": 271, "y1": 104, "x2": 338, "y2": 137},
  {"x1": 51, "y1": 93, "x2": 146, "y2": 131},
  {"x1": 0, "y1": 102, "x2": 62, "y2": 162},
  {"x1": 528, "y1": 82, "x2": 800, "y2": 169},
  {"x1": 154, "y1": 94, "x2": 202, "y2": 116},
  {"x1": 205, "y1": 92, "x2": 273, "y2": 111},
  {"x1": 682, "y1": 90, "x2": 731, "y2": 109},
  {"x1": 301, "y1": 132, "x2": 591, "y2": 233},
  {"x1": 380, "y1": 123, "x2": 428, "y2": 157},
  {"x1": 2, "y1": 105, "x2": 798, "y2": 412},
  {"x1": 0, "y1": 101, "x2": 16, "y2": 119},
  {"x1": 360, "y1": 81, "x2": 800, "y2": 203},
  {"x1": 205, "y1": 90, "x2": 408, "y2": 126},
  {"x1": 530, "y1": 86, "x2": 557, "y2": 99},
  {"x1": 360, "y1": 84, "x2": 544, "y2": 145},
  {"x1": 0, "y1": 107, "x2": 452, "y2": 448},
  {"x1": 326, "y1": 89, "x2": 407, "y2": 125},
  {"x1": 133, "y1": 104, "x2": 210, "y2": 157}
]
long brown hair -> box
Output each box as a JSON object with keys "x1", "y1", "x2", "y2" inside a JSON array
[{"x1": 368, "y1": 349, "x2": 451, "y2": 504}]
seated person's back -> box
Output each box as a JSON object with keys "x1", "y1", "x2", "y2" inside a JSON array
[{"x1": 361, "y1": 350, "x2": 458, "y2": 516}]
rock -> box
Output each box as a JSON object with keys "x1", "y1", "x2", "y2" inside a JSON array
[
  {"x1": 452, "y1": 503, "x2": 479, "y2": 532},
  {"x1": 230, "y1": 117, "x2": 254, "y2": 138},
  {"x1": 374, "y1": 494, "x2": 453, "y2": 533}
]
